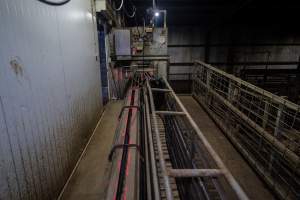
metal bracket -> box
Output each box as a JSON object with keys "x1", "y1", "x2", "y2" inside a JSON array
[
  {"x1": 118, "y1": 105, "x2": 140, "y2": 119},
  {"x1": 108, "y1": 143, "x2": 144, "y2": 162}
]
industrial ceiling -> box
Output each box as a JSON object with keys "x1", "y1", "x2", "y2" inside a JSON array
[{"x1": 126, "y1": 0, "x2": 300, "y2": 28}]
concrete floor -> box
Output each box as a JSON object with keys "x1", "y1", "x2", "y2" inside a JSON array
[
  {"x1": 179, "y1": 96, "x2": 275, "y2": 200},
  {"x1": 60, "y1": 100, "x2": 123, "y2": 200}
]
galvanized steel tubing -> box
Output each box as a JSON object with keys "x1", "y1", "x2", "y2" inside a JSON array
[
  {"x1": 146, "y1": 80, "x2": 175, "y2": 200},
  {"x1": 106, "y1": 78, "x2": 142, "y2": 200},
  {"x1": 146, "y1": 77, "x2": 248, "y2": 200},
  {"x1": 162, "y1": 77, "x2": 249, "y2": 200},
  {"x1": 192, "y1": 60, "x2": 300, "y2": 200}
]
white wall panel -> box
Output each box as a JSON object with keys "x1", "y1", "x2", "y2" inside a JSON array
[{"x1": 0, "y1": 0, "x2": 103, "y2": 199}]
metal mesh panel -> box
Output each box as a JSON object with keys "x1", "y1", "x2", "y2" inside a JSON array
[{"x1": 192, "y1": 61, "x2": 300, "y2": 200}]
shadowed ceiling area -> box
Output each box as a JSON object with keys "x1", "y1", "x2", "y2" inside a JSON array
[{"x1": 126, "y1": 0, "x2": 300, "y2": 27}]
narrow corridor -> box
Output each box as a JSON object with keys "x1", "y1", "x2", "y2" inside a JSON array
[{"x1": 60, "y1": 101, "x2": 123, "y2": 200}]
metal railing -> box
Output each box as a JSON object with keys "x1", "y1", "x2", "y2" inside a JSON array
[
  {"x1": 192, "y1": 60, "x2": 300, "y2": 200},
  {"x1": 146, "y1": 77, "x2": 249, "y2": 200}
]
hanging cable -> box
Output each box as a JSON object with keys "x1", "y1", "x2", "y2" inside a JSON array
[
  {"x1": 113, "y1": 0, "x2": 124, "y2": 11},
  {"x1": 113, "y1": 0, "x2": 137, "y2": 18},
  {"x1": 37, "y1": 0, "x2": 70, "y2": 6},
  {"x1": 124, "y1": 5, "x2": 136, "y2": 18},
  {"x1": 134, "y1": 17, "x2": 141, "y2": 37},
  {"x1": 152, "y1": 0, "x2": 156, "y2": 9}
]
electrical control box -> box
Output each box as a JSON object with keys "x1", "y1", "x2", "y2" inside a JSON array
[
  {"x1": 114, "y1": 29, "x2": 131, "y2": 59},
  {"x1": 112, "y1": 27, "x2": 169, "y2": 77},
  {"x1": 131, "y1": 27, "x2": 168, "y2": 56}
]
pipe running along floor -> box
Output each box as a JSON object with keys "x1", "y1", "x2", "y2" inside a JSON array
[
  {"x1": 179, "y1": 95, "x2": 275, "y2": 200},
  {"x1": 59, "y1": 97, "x2": 275, "y2": 200}
]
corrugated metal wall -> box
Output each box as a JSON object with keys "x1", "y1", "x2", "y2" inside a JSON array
[
  {"x1": 208, "y1": 26, "x2": 300, "y2": 67},
  {"x1": 168, "y1": 26, "x2": 300, "y2": 73},
  {"x1": 168, "y1": 26, "x2": 205, "y2": 79},
  {"x1": 0, "y1": 0, "x2": 103, "y2": 199},
  {"x1": 168, "y1": 26, "x2": 206, "y2": 93}
]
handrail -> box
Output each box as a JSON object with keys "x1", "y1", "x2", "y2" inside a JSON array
[
  {"x1": 193, "y1": 61, "x2": 300, "y2": 199},
  {"x1": 146, "y1": 80, "x2": 174, "y2": 200},
  {"x1": 195, "y1": 60, "x2": 300, "y2": 111},
  {"x1": 162, "y1": 77, "x2": 249, "y2": 200}
]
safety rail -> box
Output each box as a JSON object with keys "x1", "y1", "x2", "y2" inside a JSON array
[
  {"x1": 192, "y1": 60, "x2": 300, "y2": 200},
  {"x1": 146, "y1": 77, "x2": 249, "y2": 200}
]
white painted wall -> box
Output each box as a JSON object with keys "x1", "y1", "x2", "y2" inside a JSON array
[{"x1": 0, "y1": 0, "x2": 103, "y2": 199}]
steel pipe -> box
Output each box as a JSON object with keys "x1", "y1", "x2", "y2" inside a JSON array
[
  {"x1": 195, "y1": 77, "x2": 300, "y2": 170},
  {"x1": 195, "y1": 60, "x2": 300, "y2": 111},
  {"x1": 155, "y1": 111, "x2": 186, "y2": 116},
  {"x1": 146, "y1": 80, "x2": 174, "y2": 200},
  {"x1": 193, "y1": 61, "x2": 300, "y2": 199},
  {"x1": 162, "y1": 77, "x2": 249, "y2": 200},
  {"x1": 193, "y1": 94, "x2": 289, "y2": 200},
  {"x1": 168, "y1": 169, "x2": 224, "y2": 178},
  {"x1": 152, "y1": 88, "x2": 172, "y2": 92},
  {"x1": 143, "y1": 90, "x2": 160, "y2": 200}
]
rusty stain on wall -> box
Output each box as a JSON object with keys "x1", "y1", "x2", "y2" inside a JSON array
[{"x1": 10, "y1": 57, "x2": 23, "y2": 77}]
